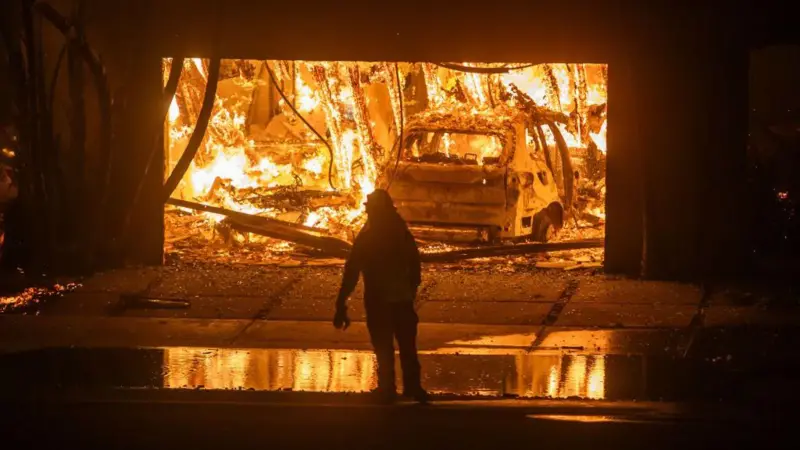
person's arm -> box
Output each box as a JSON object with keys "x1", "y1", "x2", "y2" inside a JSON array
[
  {"x1": 336, "y1": 234, "x2": 365, "y2": 309},
  {"x1": 405, "y1": 229, "x2": 422, "y2": 289}
]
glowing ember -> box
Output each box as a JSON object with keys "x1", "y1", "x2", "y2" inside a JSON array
[{"x1": 0, "y1": 283, "x2": 81, "y2": 313}]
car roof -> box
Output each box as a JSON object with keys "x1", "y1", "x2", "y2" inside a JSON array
[{"x1": 405, "y1": 107, "x2": 527, "y2": 134}]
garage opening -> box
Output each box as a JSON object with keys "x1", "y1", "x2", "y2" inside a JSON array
[{"x1": 163, "y1": 60, "x2": 607, "y2": 266}]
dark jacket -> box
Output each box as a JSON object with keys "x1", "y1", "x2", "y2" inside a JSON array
[{"x1": 336, "y1": 210, "x2": 421, "y2": 306}]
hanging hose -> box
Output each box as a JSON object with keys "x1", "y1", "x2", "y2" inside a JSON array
[
  {"x1": 162, "y1": 58, "x2": 221, "y2": 202},
  {"x1": 434, "y1": 62, "x2": 537, "y2": 74},
  {"x1": 263, "y1": 61, "x2": 336, "y2": 191},
  {"x1": 386, "y1": 63, "x2": 405, "y2": 190}
]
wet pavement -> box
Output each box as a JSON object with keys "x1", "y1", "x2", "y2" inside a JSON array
[
  {"x1": 2, "y1": 341, "x2": 798, "y2": 449},
  {"x1": 2, "y1": 324, "x2": 799, "y2": 449},
  {"x1": 0, "y1": 347, "x2": 621, "y2": 399},
  {"x1": 4, "y1": 265, "x2": 800, "y2": 448},
  {"x1": 2, "y1": 325, "x2": 799, "y2": 405},
  {"x1": 22, "y1": 264, "x2": 800, "y2": 332},
  {"x1": 5, "y1": 392, "x2": 785, "y2": 450}
]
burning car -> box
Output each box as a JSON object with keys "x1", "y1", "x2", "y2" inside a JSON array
[
  {"x1": 386, "y1": 109, "x2": 565, "y2": 243},
  {"x1": 162, "y1": 60, "x2": 606, "y2": 263}
]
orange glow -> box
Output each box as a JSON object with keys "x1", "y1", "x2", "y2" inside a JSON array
[
  {"x1": 163, "y1": 348, "x2": 377, "y2": 393},
  {"x1": 192, "y1": 58, "x2": 206, "y2": 79},
  {"x1": 528, "y1": 415, "x2": 621, "y2": 423},
  {"x1": 547, "y1": 365, "x2": 560, "y2": 397},
  {"x1": 590, "y1": 120, "x2": 608, "y2": 154},
  {"x1": 168, "y1": 97, "x2": 180, "y2": 123},
  {"x1": 587, "y1": 356, "x2": 606, "y2": 399},
  {"x1": 160, "y1": 346, "x2": 607, "y2": 399},
  {"x1": 163, "y1": 60, "x2": 608, "y2": 255}
]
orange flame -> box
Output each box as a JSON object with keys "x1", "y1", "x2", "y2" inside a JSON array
[{"x1": 164, "y1": 60, "x2": 608, "y2": 251}]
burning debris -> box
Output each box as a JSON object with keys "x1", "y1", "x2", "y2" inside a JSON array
[
  {"x1": 163, "y1": 60, "x2": 607, "y2": 264},
  {"x1": 0, "y1": 282, "x2": 81, "y2": 313}
]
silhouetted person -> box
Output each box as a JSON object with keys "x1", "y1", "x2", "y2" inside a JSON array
[{"x1": 333, "y1": 189, "x2": 428, "y2": 404}]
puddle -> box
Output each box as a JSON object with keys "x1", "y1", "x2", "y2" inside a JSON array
[
  {"x1": 1, "y1": 326, "x2": 794, "y2": 401},
  {"x1": 162, "y1": 348, "x2": 610, "y2": 398},
  {"x1": 0, "y1": 344, "x2": 750, "y2": 401}
]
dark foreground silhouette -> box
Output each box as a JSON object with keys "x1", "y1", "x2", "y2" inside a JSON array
[{"x1": 334, "y1": 189, "x2": 427, "y2": 403}]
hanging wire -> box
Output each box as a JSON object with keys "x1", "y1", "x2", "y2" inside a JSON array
[{"x1": 263, "y1": 60, "x2": 337, "y2": 191}]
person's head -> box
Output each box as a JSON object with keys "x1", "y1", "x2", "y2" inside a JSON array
[{"x1": 364, "y1": 189, "x2": 395, "y2": 219}]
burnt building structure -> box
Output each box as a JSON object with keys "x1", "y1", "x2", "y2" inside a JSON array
[{"x1": 4, "y1": 0, "x2": 794, "y2": 281}]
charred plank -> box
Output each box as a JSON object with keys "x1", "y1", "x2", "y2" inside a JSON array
[
  {"x1": 420, "y1": 239, "x2": 604, "y2": 262},
  {"x1": 166, "y1": 198, "x2": 325, "y2": 234},
  {"x1": 227, "y1": 218, "x2": 352, "y2": 259}
]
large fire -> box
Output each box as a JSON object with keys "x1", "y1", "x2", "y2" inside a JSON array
[{"x1": 163, "y1": 60, "x2": 607, "y2": 261}]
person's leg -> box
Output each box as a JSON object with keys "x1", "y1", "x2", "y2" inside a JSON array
[
  {"x1": 392, "y1": 302, "x2": 424, "y2": 397},
  {"x1": 365, "y1": 302, "x2": 396, "y2": 394}
]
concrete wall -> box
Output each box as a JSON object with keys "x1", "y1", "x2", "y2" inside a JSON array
[{"x1": 45, "y1": 0, "x2": 751, "y2": 279}]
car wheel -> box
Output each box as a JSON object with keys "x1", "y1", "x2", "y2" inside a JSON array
[{"x1": 532, "y1": 211, "x2": 554, "y2": 242}]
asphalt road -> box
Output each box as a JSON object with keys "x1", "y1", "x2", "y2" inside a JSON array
[{"x1": 3, "y1": 396, "x2": 785, "y2": 450}]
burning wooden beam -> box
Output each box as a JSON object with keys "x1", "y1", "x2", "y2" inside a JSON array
[
  {"x1": 384, "y1": 63, "x2": 404, "y2": 137},
  {"x1": 311, "y1": 64, "x2": 348, "y2": 187},
  {"x1": 166, "y1": 198, "x2": 322, "y2": 233},
  {"x1": 576, "y1": 64, "x2": 589, "y2": 144},
  {"x1": 166, "y1": 198, "x2": 352, "y2": 258},
  {"x1": 228, "y1": 219, "x2": 352, "y2": 259},
  {"x1": 177, "y1": 60, "x2": 205, "y2": 127},
  {"x1": 420, "y1": 239, "x2": 604, "y2": 263},
  {"x1": 348, "y1": 64, "x2": 378, "y2": 155},
  {"x1": 422, "y1": 63, "x2": 443, "y2": 109},
  {"x1": 542, "y1": 64, "x2": 563, "y2": 112}
]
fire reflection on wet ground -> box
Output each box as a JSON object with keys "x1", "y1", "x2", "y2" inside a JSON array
[
  {"x1": 161, "y1": 347, "x2": 610, "y2": 399},
  {"x1": 526, "y1": 415, "x2": 663, "y2": 424},
  {"x1": 164, "y1": 348, "x2": 377, "y2": 393},
  {"x1": 2, "y1": 326, "x2": 783, "y2": 402},
  {"x1": 152, "y1": 330, "x2": 630, "y2": 397}
]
